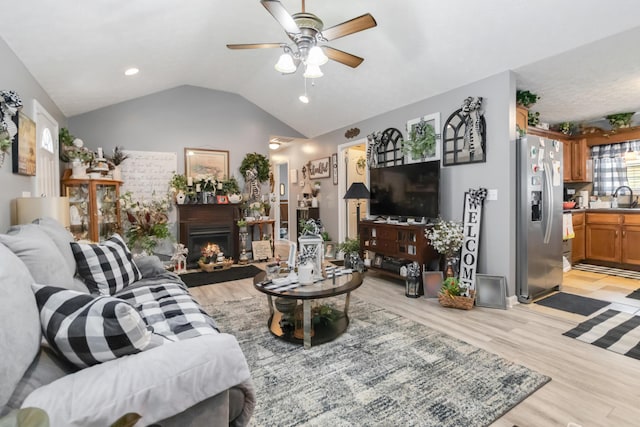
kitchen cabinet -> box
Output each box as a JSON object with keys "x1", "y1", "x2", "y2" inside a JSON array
[
  {"x1": 558, "y1": 138, "x2": 591, "y2": 182},
  {"x1": 571, "y1": 212, "x2": 585, "y2": 263},
  {"x1": 516, "y1": 106, "x2": 528, "y2": 134},
  {"x1": 61, "y1": 170, "x2": 122, "y2": 241},
  {"x1": 585, "y1": 212, "x2": 640, "y2": 267}
]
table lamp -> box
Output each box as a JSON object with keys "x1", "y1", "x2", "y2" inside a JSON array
[
  {"x1": 12, "y1": 196, "x2": 70, "y2": 227},
  {"x1": 343, "y1": 182, "x2": 370, "y2": 229}
]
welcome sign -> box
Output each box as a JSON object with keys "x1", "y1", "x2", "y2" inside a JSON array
[{"x1": 459, "y1": 188, "x2": 487, "y2": 290}]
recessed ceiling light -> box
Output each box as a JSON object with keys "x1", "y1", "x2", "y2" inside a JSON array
[{"x1": 124, "y1": 68, "x2": 139, "y2": 76}]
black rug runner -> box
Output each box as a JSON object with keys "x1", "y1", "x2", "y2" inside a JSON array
[
  {"x1": 535, "y1": 292, "x2": 610, "y2": 316},
  {"x1": 627, "y1": 289, "x2": 640, "y2": 300},
  {"x1": 181, "y1": 265, "x2": 263, "y2": 288}
]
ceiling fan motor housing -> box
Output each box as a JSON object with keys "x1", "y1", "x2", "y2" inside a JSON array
[{"x1": 290, "y1": 12, "x2": 324, "y2": 57}]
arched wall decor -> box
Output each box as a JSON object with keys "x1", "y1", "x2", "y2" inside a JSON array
[
  {"x1": 442, "y1": 97, "x2": 486, "y2": 166},
  {"x1": 367, "y1": 127, "x2": 404, "y2": 169}
]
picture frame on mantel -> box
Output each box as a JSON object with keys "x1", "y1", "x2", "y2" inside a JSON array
[
  {"x1": 309, "y1": 156, "x2": 331, "y2": 179},
  {"x1": 185, "y1": 148, "x2": 229, "y2": 180}
]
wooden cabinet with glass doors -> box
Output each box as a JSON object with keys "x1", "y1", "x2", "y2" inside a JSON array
[{"x1": 61, "y1": 169, "x2": 122, "y2": 241}]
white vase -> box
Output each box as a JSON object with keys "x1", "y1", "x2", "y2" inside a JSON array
[
  {"x1": 112, "y1": 165, "x2": 122, "y2": 181},
  {"x1": 311, "y1": 197, "x2": 318, "y2": 208},
  {"x1": 176, "y1": 190, "x2": 186, "y2": 205},
  {"x1": 298, "y1": 262, "x2": 315, "y2": 285},
  {"x1": 71, "y1": 161, "x2": 87, "y2": 178}
]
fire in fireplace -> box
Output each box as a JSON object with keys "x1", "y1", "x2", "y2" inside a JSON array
[{"x1": 187, "y1": 225, "x2": 233, "y2": 268}]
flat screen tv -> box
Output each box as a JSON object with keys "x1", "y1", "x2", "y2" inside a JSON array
[{"x1": 369, "y1": 161, "x2": 439, "y2": 219}]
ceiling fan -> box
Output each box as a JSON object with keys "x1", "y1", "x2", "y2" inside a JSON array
[{"x1": 226, "y1": 0, "x2": 377, "y2": 76}]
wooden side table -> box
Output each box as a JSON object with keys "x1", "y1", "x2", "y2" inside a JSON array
[{"x1": 247, "y1": 219, "x2": 275, "y2": 256}]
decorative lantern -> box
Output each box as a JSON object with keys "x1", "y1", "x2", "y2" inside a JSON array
[{"x1": 405, "y1": 261, "x2": 421, "y2": 298}]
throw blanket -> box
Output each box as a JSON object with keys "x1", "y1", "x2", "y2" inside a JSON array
[{"x1": 115, "y1": 280, "x2": 218, "y2": 342}]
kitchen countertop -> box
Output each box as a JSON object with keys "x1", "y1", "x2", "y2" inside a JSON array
[{"x1": 564, "y1": 208, "x2": 640, "y2": 213}]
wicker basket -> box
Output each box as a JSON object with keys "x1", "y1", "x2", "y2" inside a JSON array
[
  {"x1": 438, "y1": 290, "x2": 475, "y2": 310},
  {"x1": 198, "y1": 259, "x2": 233, "y2": 272}
]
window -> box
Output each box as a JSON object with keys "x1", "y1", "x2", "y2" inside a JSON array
[{"x1": 625, "y1": 159, "x2": 640, "y2": 192}]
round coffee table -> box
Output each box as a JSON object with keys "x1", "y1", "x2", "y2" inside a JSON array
[{"x1": 253, "y1": 271, "x2": 363, "y2": 349}]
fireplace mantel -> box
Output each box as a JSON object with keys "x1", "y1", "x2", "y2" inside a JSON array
[{"x1": 177, "y1": 204, "x2": 241, "y2": 266}]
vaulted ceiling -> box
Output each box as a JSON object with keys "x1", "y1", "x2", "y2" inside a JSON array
[{"x1": 2, "y1": 1, "x2": 640, "y2": 137}]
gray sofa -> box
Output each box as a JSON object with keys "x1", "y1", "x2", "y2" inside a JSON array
[{"x1": 0, "y1": 217, "x2": 255, "y2": 427}]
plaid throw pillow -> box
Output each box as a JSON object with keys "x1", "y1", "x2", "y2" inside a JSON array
[
  {"x1": 71, "y1": 234, "x2": 142, "y2": 295},
  {"x1": 32, "y1": 284, "x2": 162, "y2": 368}
]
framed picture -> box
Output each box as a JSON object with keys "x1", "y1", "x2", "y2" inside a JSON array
[
  {"x1": 373, "y1": 254, "x2": 383, "y2": 268},
  {"x1": 309, "y1": 156, "x2": 330, "y2": 179},
  {"x1": 185, "y1": 148, "x2": 229, "y2": 180},
  {"x1": 324, "y1": 241, "x2": 336, "y2": 259},
  {"x1": 405, "y1": 112, "x2": 441, "y2": 164},
  {"x1": 13, "y1": 112, "x2": 36, "y2": 176},
  {"x1": 332, "y1": 153, "x2": 338, "y2": 185},
  {"x1": 216, "y1": 195, "x2": 229, "y2": 204}
]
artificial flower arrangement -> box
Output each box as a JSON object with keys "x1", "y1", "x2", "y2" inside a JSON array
[
  {"x1": 120, "y1": 191, "x2": 172, "y2": 255},
  {"x1": 200, "y1": 243, "x2": 220, "y2": 263},
  {"x1": 425, "y1": 218, "x2": 464, "y2": 258}
]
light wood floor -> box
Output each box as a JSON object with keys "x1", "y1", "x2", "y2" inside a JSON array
[{"x1": 189, "y1": 266, "x2": 640, "y2": 427}]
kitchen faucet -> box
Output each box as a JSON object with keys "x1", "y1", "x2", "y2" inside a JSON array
[{"x1": 613, "y1": 185, "x2": 637, "y2": 208}]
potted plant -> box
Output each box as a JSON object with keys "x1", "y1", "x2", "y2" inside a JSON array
[
  {"x1": 0, "y1": 131, "x2": 10, "y2": 167},
  {"x1": 237, "y1": 219, "x2": 248, "y2": 233},
  {"x1": 438, "y1": 277, "x2": 474, "y2": 310},
  {"x1": 336, "y1": 237, "x2": 360, "y2": 268},
  {"x1": 606, "y1": 112, "x2": 635, "y2": 130},
  {"x1": 120, "y1": 191, "x2": 173, "y2": 255},
  {"x1": 527, "y1": 111, "x2": 540, "y2": 127},
  {"x1": 402, "y1": 119, "x2": 436, "y2": 160},
  {"x1": 106, "y1": 146, "x2": 128, "y2": 180},
  {"x1": 222, "y1": 176, "x2": 241, "y2": 197},
  {"x1": 516, "y1": 90, "x2": 540, "y2": 108},
  {"x1": 425, "y1": 219, "x2": 463, "y2": 277},
  {"x1": 169, "y1": 173, "x2": 188, "y2": 204}
]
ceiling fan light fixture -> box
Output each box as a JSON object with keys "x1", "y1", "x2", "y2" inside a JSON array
[
  {"x1": 307, "y1": 46, "x2": 328, "y2": 66},
  {"x1": 303, "y1": 63, "x2": 323, "y2": 79},
  {"x1": 275, "y1": 53, "x2": 296, "y2": 73}
]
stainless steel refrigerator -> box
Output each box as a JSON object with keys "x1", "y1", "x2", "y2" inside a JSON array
[{"x1": 516, "y1": 135, "x2": 563, "y2": 303}]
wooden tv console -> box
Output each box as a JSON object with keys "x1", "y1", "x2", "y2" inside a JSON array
[{"x1": 359, "y1": 220, "x2": 439, "y2": 287}]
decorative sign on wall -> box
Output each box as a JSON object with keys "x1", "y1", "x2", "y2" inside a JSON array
[
  {"x1": 14, "y1": 112, "x2": 36, "y2": 176},
  {"x1": 121, "y1": 150, "x2": 178, "y2": 224},
  {"x1": 309, "y1": 156, "x2": 330, "y2": 179},
  {"x1": 459, "y1": 187, "x2": 487, "y2": 291}
]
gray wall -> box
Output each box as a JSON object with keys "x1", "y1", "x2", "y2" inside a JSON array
[
  {"x1": 69, "y1": 85, "x2": 304, "y2": 181},
  {"x1": 0, "y1": 36, "x2": 67, "y2": 232},
  {"x1": 308, "y1": 71, "x2": 518, "y2": 295}
]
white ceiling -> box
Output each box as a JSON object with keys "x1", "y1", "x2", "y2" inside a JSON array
[{"x1": 2, "y1": 1, "x2": 640, "y2": 138}]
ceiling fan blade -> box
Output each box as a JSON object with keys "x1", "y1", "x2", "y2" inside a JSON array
[
  {"x1": 322, "y1": 46, "x2": 364, "y2": 68},
  {"x1": 322, "y1": 13, "x2": 377, "y2": 41},
  {"x1": 261, "y1": 0, "x2": 300, "y2": 34},
  {"x1": 227, "y1": 43, "x2": 284, "y2": 50}
]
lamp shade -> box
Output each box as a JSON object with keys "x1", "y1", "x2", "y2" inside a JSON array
[
  {"x1": 302, "y1": 181, "x2": 313, "y2": 195},
  {"x1": 307, "y1": 46, "x2": 328, "y2": 66},
  {"x1": 275, "y1": 53, "x2": 296, "y2": 73},
  {"x1": 13, "y1": 196, "x2": 70, "y2": 227},
  {"x1": 344, "y1": 182, "x2": 370, "y2": 200},
  {"x1": 303, "y1": 63, "x2": 323, "y2": 79}
]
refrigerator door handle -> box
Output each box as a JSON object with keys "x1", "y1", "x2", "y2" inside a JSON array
[{"x1": 543, "y1": 163, "x2": 553, "y2": 244}]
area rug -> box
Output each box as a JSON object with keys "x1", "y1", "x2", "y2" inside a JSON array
[
  {"x1": 572, "y1": 263, "x2": 640, "y2": 280},
  {"x1": 206, "y1": 297, "x2": 550, "y2": 426},
  {"x1": 535, "y1": 292, "x2": 610, "y2": 316},
  {"x1": 626, "y1": 289, "x2": 640, "y2": 300},
  {"x1": 564, "y1": 309, "x2": 640, "y2": 360},
  {"x1": 180, "y1": 265, "x2": 263, "y2": 288}
]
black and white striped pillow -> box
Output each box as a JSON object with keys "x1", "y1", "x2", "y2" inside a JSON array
[
  {"x1": 31, "y1": 284, "x2": 162, "y2": 368},
  {"x1": 71, "y1": 234, "x2": 142, "y2": 295}
]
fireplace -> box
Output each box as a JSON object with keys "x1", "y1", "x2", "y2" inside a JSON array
[
  {"x1": 177, "y1": 204, "x2": 240, "y2": 268},
  {"x1": 187, "y1": 225, "x2": 233, "y2": 267}
]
